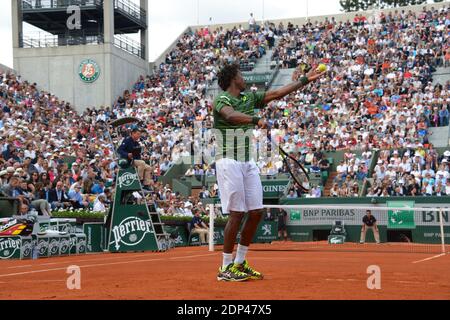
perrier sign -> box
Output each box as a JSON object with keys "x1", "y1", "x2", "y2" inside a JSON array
[
  {"x1": 108, "y1": 168, "x2": 160, "y2": 252},
  {"x1": 387, "y1": 201, "x2": 416, "y2": 229}
]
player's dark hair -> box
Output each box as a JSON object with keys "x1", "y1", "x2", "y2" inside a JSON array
[{"x1": 218, "y1": 63, "x2": 240, "y2": 91}]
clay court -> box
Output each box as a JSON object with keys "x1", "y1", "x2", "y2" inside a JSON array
[{"x1": 1, "y1": 242, "x2": 449, "y2": 300}]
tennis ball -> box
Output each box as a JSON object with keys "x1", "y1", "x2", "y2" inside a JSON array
[{"x1": 317, "y1": 64, "x2": 327, "y2": 72}]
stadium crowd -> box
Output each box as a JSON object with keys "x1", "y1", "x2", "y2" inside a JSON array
[{"x1": 1, "y1": 5, "x2": 450, "y2": 217}]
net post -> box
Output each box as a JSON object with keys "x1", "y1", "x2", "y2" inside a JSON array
[
  {"x1": 209, "y1": 204, "x2": 215, "y2": 252},
  {"x1": 439, "y1": 208, "x2": 446, "y2": 255}
]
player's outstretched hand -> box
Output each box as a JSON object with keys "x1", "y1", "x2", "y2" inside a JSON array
[
  {"x1": 257, "y1": 119, "x2": 268, "y2": 129},
  {"x1": 292, "y1": 64, "x2": 327, "y2": 83},
  {"x1": 306, "y1": 67, "x2": 327, "y2": 83}
]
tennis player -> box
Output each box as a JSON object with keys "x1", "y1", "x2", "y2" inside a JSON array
[{"x1": 214, "y1": 63, "x2": 325, "y2": 281}]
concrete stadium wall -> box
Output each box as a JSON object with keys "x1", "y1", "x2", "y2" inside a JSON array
[
  {"x1": 191, "y1": 1, "x2": 449, "y2": 32},
  {"x1": 13, "y1": 44, "x2": 148, "y2": 112}
]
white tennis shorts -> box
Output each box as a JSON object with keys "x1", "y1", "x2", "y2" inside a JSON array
[{"x1": 216, "y1": 158, "x2": 263, "y2": 214}]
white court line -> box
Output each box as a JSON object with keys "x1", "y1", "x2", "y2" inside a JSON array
[
  {"x1": 325, "y1": 279, "x2": 359, "y2": 282},
  {"x1": 412, "y1": 253, "x2": 446, "y2": 264},
  {"x1": 169, "y1": 253, "x2": 219, "y2": 260},
  {"x1": 7, "y1": 253, "x2": 158, "y2": 270},
  {"x1": 21, "y1": 280, "x2": 66, "y2": 283},
  {"x1": 6, "y1": 250, "x2": 208, "y2": 270},
  {"x1": 0, "y1": 253, "x2": 218, "y2": 279},
  {"x1": 7, "y1": 265, "x2": 33, "y2": 269}
]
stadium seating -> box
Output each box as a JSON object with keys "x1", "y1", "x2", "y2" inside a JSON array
[{"x1": 1, "y1": 5, "x2": 450, "y2": 218}]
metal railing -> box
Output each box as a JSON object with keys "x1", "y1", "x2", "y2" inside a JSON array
[
  {"x1": 22, "y1": 0, "x2": 102, "y2": 10},
  {"x1": 114, "y1": 34, "x2": 145, "y2": 59},
  {"x1": 20, "y1": 33, "x2": 104, "y2": 48},
  {"x1": 114, "y1": 0, "x2": 147, "y2": 25}
]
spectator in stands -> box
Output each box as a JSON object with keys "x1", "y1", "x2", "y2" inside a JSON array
[
  {"x1": 311, "y1": 185, "x2": 322, "y2": 198},
  {"x1": 185, "y1": 167, "x2": 195, "y2": 177},
  {"x1": 0, "y1": 176, "x2": 19, "y2": 198},
  {"x1": 287, "y1": 189, "x2": 298, "y2": 199},
  {"x1": 19, "y1": 203, "x2": 32, "y2": 216},
  {"x1": 91, "y1": 180, "x2": 105, "y2": 195},
  {"x1": 183, "y1": 202, "x2": 194, "y2": 217},
  {"x1": 93, "y1": 195, "x2": 107, "y2": 213},
  {"x1": 68, "y1": 185, "x2": 89, "y2": 209},
  {"x1": 0, "y1": 170, "x2": 8, "y2": 187},
  {"x1": 330, "y1": 183, "x2": 339, "y2": 197},
  {"x1": 48, "y1": 181, "x2": 71, "y2": 210},
  {"x1": 249, "y1": 13, "x2": 257, "y2": 32},
  {"x1": 199, "y1": 186, "x2": 210, "y2": 199},
  {"x1": 2, "y1": 5, "x2": 450, "y2": 211}
]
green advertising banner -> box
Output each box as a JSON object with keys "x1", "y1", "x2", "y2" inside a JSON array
[
  {"x1": 108, "y1": 168, "x2": 160, "y2": 252},
  {"x1": 262, "y1": 180, "x2": 290, "y2": 199},
  {"x1": 243, "y1": 73, "x2": 271, "y2": 84},
  {"x1": 76, "y1": 234, "x2": 87, "y2": 254},
  {"x1": 290, "y1": 210, "x2": 302, "y2": 222},
  {"x1": 84, "y1": 223, "x2": 105, "y2": 253},
  {"x1": 164, "y1": 225, "x2": 188, "y2": 247},
  {"x1": 48, "y1": 237, "x2": 61, "y2": 257},
  {"x1": 59, "y1": 235, "x2": 71, "y2": 256},
  {"x1": 0, "y1": 237, "x2": 22, "y2": 260},
  {"x1": 387, "y1": 201, "x2": 416, "y2": 229},
  {"x1": 20, "y1": 236, "x2": 33, "y2": 259},
  {"x1": 34, "y1": 235, "x2": 50, "y2": 258},
  {"x1": 253, "y1": 221, "x2": 278, "y2": 243}
]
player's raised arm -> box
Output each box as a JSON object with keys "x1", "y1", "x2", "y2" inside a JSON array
[
  {"x1": 262, "y1": 65, "x2": 327, "y2": 105},
  {"x1": 219, "y1": 105, "x2": 266, "y2": 128}
]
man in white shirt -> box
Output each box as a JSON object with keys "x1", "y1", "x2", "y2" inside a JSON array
[
  {"x1": 249, "y1": 13, "x2": 256, "y2": 31},
  {"x1": 421, "y1": 164, "x2": 435, "y2": 178},
  {"x1": 183, "y1": 202, "x2": 194, "y2": 217},
  {"x1": 336, "y1": 161, "x2": 348, "y2": 177},
  {"x1": 93, "y1": 195, "x2": 107, "y2": 213}
]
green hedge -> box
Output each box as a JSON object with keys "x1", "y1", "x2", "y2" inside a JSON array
[
  {"x1": 51, "y1": 211, "x2": 229, "y2": 226},
  {"x1": 51, "y1": 211, "x2": 106, "y2": 220}
]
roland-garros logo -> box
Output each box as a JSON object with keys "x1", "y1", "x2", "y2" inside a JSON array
[
  {"x1": 111, "y1": 217, "x2": 153, "y2": 251},
  {"x1": 118, "y1": 172, "x2": 138, "y2": 188},
  {"x1": 79, "y1": 59, "x2": 100, "y2": 83}
]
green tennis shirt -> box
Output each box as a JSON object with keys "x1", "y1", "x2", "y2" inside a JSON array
[{"x1": 213, "y1": 91, "x2": 266, "y2": 162}]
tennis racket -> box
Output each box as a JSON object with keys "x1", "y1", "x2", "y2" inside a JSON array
[
  {"x1": 278, "y1": 145, "x2": 311, "y2": 193},
  {"x1": 266, "y1": 129, "x2": 311, "y2": 193}
]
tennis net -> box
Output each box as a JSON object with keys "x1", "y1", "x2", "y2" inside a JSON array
[{"x1": 207, "y1": 204, "x2": 450, "y2": 254}]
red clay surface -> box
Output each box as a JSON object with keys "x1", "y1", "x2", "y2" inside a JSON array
[{"x1": 1, "y1": 242, "x2": 449, "y2": 300}]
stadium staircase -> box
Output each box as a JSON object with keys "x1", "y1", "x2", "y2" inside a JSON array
[
  {"x1": 270, "y1": 68, "x2": 296, "y2": 89},
  {"x1": 252, "y1": 47, "x2": 276, "y2": 74},
  {"x1": 323, "y1": 172, "x2": 338, "y2": 197},
  {"x1": 429, "y1": 66, "x2": 450, "y2": 148},
  {"x1": 206, "y1": 41, "x2": 280, "y2": 98}
]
